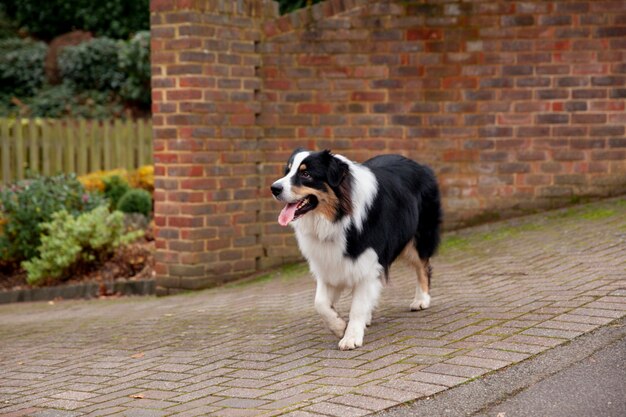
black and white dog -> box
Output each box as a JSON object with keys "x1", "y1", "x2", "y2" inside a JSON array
[{"x1": 271, "y1": 149, "x2": 442, "y2": 350}]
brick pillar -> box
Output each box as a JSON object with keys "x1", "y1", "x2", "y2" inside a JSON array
[{"x1": 151, "y1": 0, "x2": 278, "y2": 294}]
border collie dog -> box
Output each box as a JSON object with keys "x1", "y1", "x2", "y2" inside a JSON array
[{"x1": 271, "y1": 149, "x2": 442, "y2": 350}]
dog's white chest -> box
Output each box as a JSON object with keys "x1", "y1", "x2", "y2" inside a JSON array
[{"x1": 294, "y1": 218, "x2": 381, "y2": 288}]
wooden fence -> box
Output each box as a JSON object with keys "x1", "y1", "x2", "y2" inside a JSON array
[{"x1": 0, "y1": 118, "x2": 152, "y2": 184}]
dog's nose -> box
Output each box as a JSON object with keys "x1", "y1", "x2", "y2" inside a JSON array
[{"x1": 271, "y1": 183, "x2": 283, "y2": 197}]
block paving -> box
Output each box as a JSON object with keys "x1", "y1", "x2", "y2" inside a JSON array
[{"x1": 1, "y1": 199, "x2": 625, "y2": 417}]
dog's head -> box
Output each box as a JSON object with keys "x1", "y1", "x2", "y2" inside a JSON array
[{"x1": 271, "y1": 149, "x2": 352, "y2": 226}]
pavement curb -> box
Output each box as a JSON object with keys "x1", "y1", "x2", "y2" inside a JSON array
[
  {"x1": 374, "y1": 316, "x2": 626, "y2": 417},
  {"x1": 0, "y1": 279, "x2": 155, "y2": 304}
]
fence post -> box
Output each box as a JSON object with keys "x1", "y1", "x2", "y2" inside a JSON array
[
  {"x1": 15, "y1": 120, "x2": 24, "y2": 181},
  {"x1": 1, "y1": 119, "x2": 10, "y2": 183},
  {"x1": 28, "y1": 119, "x2": 39, "y2": 175}
]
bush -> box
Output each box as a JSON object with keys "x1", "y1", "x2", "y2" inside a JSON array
[
  {"x1": 2, "y1": 0, "x2": 149, "y2": 40},
  {"x1": 0, "y1": 7, "x2": 18, "y2": 39},
  {"x1": 0, "y1": 174, "x2": 105, "y2": 264},
  {"x1": 117, "y1": 189, "x2": 152, "y2": 217},
  {"x1": 22, "y1": 206, "x2": 143, "y2": 285},
  {"x1": 278, "y1": 0, "x2": 322, "y2": 14},
  {"x1": 0, "y1": 38, "x2": 47, "y2": 98},
  {"x1": 58, "y1": 37, "x2": 124, "y2": 92},
  {"x1": 103, "y1": 175, "x2": 131, "y2": 209},
  {"x1": 79, "y1": 166, "x2": 153, "y2": 194},
  {"x1": 130, "y1": 165, "x2": 154, "y2": 192},
  {"x1": 119, "y1": 31, "x2": 150, "y2": 106}
]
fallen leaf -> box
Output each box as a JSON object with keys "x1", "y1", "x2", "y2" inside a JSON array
[
  {"x1": 130, "y1": 394, "x2": 144, "y2": 399},
  {"x1": 131, "y1": 352, "x2": 145, "y2": 359}
]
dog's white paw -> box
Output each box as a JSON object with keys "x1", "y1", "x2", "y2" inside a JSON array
[
  {"x1": 410, "y1": 293, "x2": 431, "y2": 311},
  {"x1": 338, "y1": 328, "x2": 363, "y2": 350},
  {"x1": 329, "y1": 318, "x2": 347, "y2": 338}
]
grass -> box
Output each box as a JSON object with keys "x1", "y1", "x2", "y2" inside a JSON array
[
  {"x1": 224, "y1": 262, "x2": 308, "y2": 289},
  {"x1": 440, "y1": 222, "x2": 543, "y2": 255},
  {"x1": 548, "y1": 203, "x2": 619, "y2": 221},
  {"x1": 441, "y1": 198, "x2": 625, "y2": 255}
]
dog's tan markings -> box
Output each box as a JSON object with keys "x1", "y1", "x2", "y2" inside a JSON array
[
  {"x1": 402, "y1": 241, "x2": 432, "y2": 310},
  {"x1": 338, "y1": 176, "x2": 352, "y2": 216},
  {"x1": 290, "y1": 185, "x2": 339, "y2": 222},
  {"x1": 299, "y1": 164, "x2": 307, "y2": 171}
]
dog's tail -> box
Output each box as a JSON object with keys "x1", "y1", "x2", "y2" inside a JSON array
[{"x1": 416, "y1": 174, "x2": 442, "y2": 261}]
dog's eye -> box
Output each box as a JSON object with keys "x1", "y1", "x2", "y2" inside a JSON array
[{"x1": 300, "y1": 170, "x2": 312, "y2": 180}]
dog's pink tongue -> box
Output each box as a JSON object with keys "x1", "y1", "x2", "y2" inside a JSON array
[{"x1": 278, "y1": 203, "x2": 297, "y2": 226}]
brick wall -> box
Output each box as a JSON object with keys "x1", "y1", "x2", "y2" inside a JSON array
[
  {"x1": 151, "y1": 0, "x2": 278, "y2": 293},
  {"x1": 152, "y1": 0, "x2": 626, "y2": 292}
]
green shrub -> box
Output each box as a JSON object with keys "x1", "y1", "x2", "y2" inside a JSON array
[
  {"x1": 0, "y1": 174, "x2": 105, "y2": 264},
  {"x1": 0, "y1": 7, "x2": 19, "y2": 39},
  {"x1": 119, "y1": 31, "x2": 151, "y2": 107},
  {"x1": 103, "y1": 175, "x2": 131, "y2": 209},
  {"x1": 0, "y1": 83, "x2": 125, "y2": 119},
  {"x1": 117, "y1": 189, "x2": 152, "y2": 217},
  {"x1": 58, "y1": 37, "x2": 124, "y2": 93},
  {"x1": 278, "y1": 0, "x2": 322, "y2": 14},
  {"x1": 2, "y1": 0, "x2": 149, "y2": 40},
  {"x1": 0, "y1": 38, "x2": 47, "y2": 98},
  {"x1": 22, "y1": 206, "x2": 143, "y2": 285}
]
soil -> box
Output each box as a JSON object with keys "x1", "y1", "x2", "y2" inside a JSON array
[{"x1": 0, "y1": 236, "x2": 155, "y2": 293}]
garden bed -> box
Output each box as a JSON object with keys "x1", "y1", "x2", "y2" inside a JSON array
[{"x1": 0, "y1": 239, "x2": 155, "y2": 304}]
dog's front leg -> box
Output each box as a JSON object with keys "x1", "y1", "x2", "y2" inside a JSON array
[
  {"x1": 339, "y1": 277, "x2": 382, "y2": 350},
  {"x1": 314, "y1": 280, "x2": 346, "y2": 338}
]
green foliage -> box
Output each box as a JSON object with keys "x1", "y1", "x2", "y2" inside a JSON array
[
  {"x1": 4, "y1": 83, "x2": 124, "y2": 119},
  {"x1": 1, "y1": 0, "x2": 149, "y2": 40},
  {"x1": 0, "y1": 174, "x2": 105, "y2": 264},
  {"x1": 22, "y1": 206, "x2": 143, "y2": 285},
  {"x1": 117, "y1": 189, "x2": 153, "y2": 217},
  {"x1": 0, "y1": 7, "x2": 18, "y2": 39},
  {"x1": 58, "y1": 37, "x2": 125, "y2": 92},
  {"x1": 103, "y1": 175, "x2": 131, "y2": 209},
  {"x1": 118, "y1": 31, "x2": 151, "y2": 106},
  {"x1": 0, "y1": 38, "x2": 47, "y2": 98},
  {"x1": 278, "y1": 0, "x2": 322, "y2": 14}
]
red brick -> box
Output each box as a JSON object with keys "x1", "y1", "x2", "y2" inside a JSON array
[{"x1": 151, "y1": 0, "x2": 626, "y2": 291}]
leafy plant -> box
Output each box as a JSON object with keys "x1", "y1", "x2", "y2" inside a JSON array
[
  {"x1": 117, "y1": 189, "x2": 152, "y2": 217},
  {"x1": 22, "y1": 206, "x2": 143, "y2": 285},
  {"x1": 119, "y1": 31, "x2": 151, "y2": 106},
  {"x1": 0, "y1": 38, "x2": 47, "y2": 98},
  {"x1": 103, "y1": 175, "x2": 131, "y2": 209},
  {"x1": 0, "y1": 174, "x2": 105, "y2": 264},
  {"x1": 79, "y1": 166, "x2": 154, "y2": 194},
  {"x1": 1, "y1": 0, "x2": 149, "y2": 41},
  {"x1": 58, "y1": 37, "x2": 125, "y2": 92},
  {"x1": 3, "y1": 83, "x2": 124, "y2": 119},
  {"x1": 278, "y1": 0, "x2": 322, "y2": 14}
]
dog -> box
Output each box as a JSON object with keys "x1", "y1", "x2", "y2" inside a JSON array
[{"x1": 271, "y1": 149, "x2": 442, "y2": 350}]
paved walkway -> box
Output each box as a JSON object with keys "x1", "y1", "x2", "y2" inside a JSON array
[{"x1": 1, "y1": 198, "x2": 625, "y2": 417}]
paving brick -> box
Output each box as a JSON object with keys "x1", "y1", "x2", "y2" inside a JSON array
[
  {"x1": 329, "y1": 394, "x2": 396, "y2": 412},
  {"x1": 404, "y1": 371, "x2": 467, "y2": 387},
  {"x1": 303, "y1": 401, "x2": 370, "y2": 417},
  {"x1": 1, "y1": 200, "x2": 625, "y2": 417}
]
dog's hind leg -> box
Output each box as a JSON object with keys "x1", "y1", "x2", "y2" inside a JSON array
[
  {"x1": 314, "y1": 280, "x2": 346, "y2": 338},
  {"x1": 403, "y1": 242, "x2": 432, "y2": 311},
  {"x1": 410, "y1": 258, "x2": 431, "y2": 310}
]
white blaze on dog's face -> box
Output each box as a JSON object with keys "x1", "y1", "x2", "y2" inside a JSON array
[{"x1": 270, "y1": 149, "x2": 352, "y2": 226}]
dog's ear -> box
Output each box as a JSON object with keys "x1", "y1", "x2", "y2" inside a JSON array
[{"x1": 323, "y1": 150, "x2": 349, "y2": 188}]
